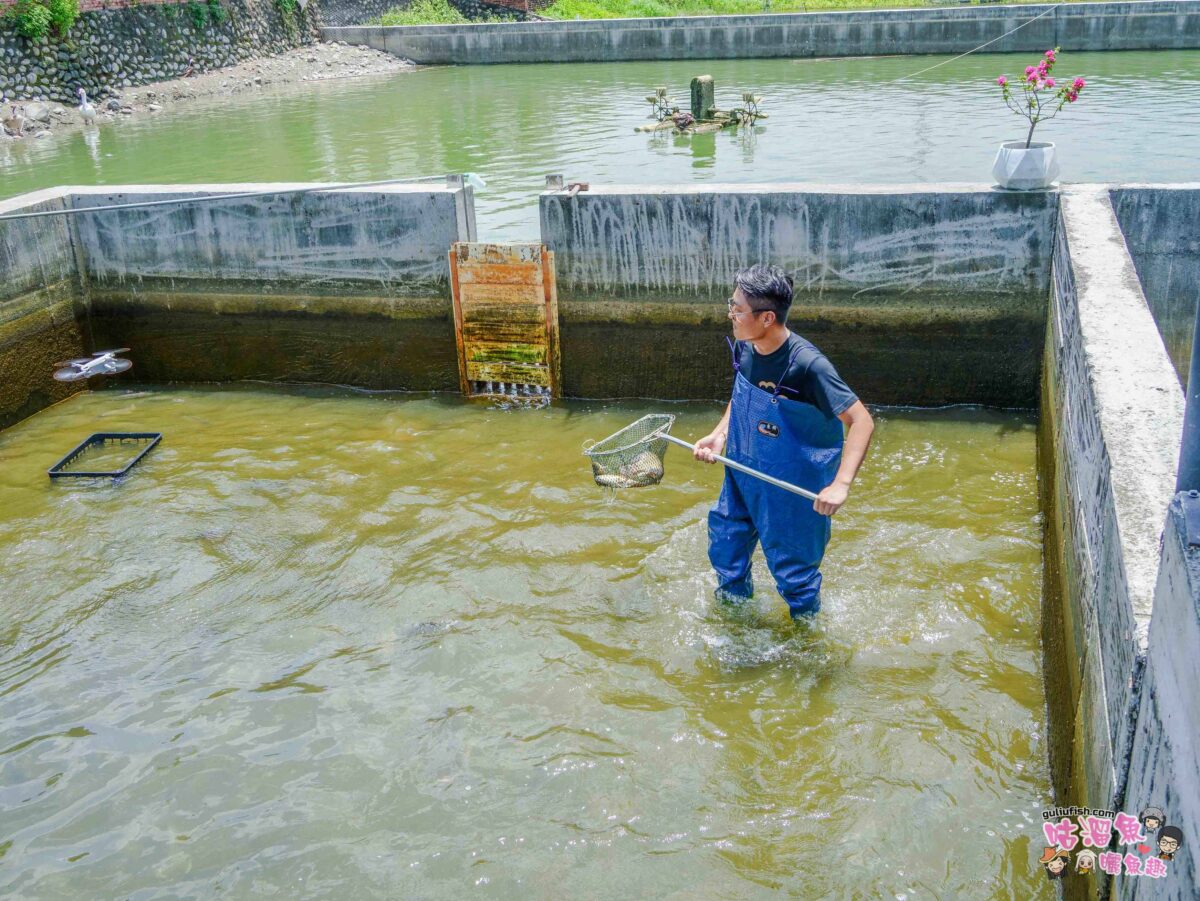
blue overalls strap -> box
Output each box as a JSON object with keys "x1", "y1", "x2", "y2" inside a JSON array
[
  {"x1": 726, "y1": 336, "x2": 741, "y2": 373},
  {"x1": 730, "y1": 336, "x2": 807, "y2": 401},
  {"x1": 769, "y1": 343, "x2": 807, "y2": 400}
]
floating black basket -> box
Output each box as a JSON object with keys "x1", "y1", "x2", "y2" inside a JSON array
[{"x1": 48, "y1": 432, "x2": 162, "y2": 480}]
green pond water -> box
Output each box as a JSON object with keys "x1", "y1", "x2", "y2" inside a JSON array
[
  {"x1": 1, "y1": 51, "x2": 1198, "y2": 238},
  {"x1": 0, "y1": 386, "x2": 1051, "y2": 897}
]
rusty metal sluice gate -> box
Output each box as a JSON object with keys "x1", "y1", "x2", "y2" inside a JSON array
[{"x1": 449, "y1": 242, "x2": 561, "y2": 399}]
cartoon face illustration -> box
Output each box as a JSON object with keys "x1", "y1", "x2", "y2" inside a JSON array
[
  {"x1": 1075, "y1": 849, "x2": 1096, "y2": 873},
  {"x1": 1158, "y1": 825, "x2": 1183, "y2": 860},
  {"x1": 1140, "y1": 806, "x2": 1165, "y2": 832},
  {"x1": 1039, "y1": 846, "x2": 1070, "y2": 879}
]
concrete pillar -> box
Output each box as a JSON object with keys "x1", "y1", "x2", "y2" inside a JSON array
[{"x1": 690, "y1": 75, "x2": 714, "y2": 121}]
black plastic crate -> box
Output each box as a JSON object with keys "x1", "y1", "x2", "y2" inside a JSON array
[{"x1": 48, "y1": 433, "x2": 162, "y2": 480}]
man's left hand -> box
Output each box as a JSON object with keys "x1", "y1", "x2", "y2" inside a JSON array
[{"x1": 814, "y1": 481, "x2": 850, "y2": 517}]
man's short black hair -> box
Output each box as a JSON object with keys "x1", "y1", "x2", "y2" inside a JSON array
[
  {"x1": 1159, "y1": 825, "x2": 1183, "y2": 843},
  {"x1": 735, "y1": 265, "x2": 794, "y2": 322}
]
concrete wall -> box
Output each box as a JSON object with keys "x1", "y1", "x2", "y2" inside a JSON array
[
  {"x1": 323, "y1": 0, "x2": 1200, "y2": 65},
  {"x1": 1038, "y1": 186, "x2": 1184, "y2": 897},
  {"x1": 1110, "y1": 186, "x2": 1200, "y2": 386},
  {"x1": 67, "y1": 182, "x2": 475, "y2": 391},
  {"x1": 541, "y1": 183, "x2": 1055, "y2": 404},
  {"x1": 0, "y1": 188, "x2": 89, "y2": 430},
  {"x1": 1113, "y1": 495, "x2": 1200, "y2": 900}
]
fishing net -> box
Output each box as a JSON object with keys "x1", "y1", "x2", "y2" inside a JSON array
[{"x1": 583, "y1": 413, "x2": 675, "y2": 489}]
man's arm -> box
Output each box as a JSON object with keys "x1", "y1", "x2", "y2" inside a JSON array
[
  {"x1": 814, "y1": 400, "x2": 874, "y2": 516},
  {"x1": 693, "y1": 402, "x2": 732, "y2": 462}
]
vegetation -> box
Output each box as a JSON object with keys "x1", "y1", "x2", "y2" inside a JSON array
[
  {"x1": 207, "y1": 0, "x2": 228, "y2": 23},
  {"x1": 46, "y1": 0, "x2": 78, "y2": 34},
  {"x1": 377, "y1": 0, "x2": 471, "y2": 26},
  {"x1": 186, "y1": 0, "x2": 207, "y2": 28},
  {"x1": 5, "y1": 0, "x2": 79, "y2": 41}
]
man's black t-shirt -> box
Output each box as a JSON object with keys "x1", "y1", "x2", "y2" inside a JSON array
[{"x1": 736, "y1": 333, "x2": 858, "y2": 417}]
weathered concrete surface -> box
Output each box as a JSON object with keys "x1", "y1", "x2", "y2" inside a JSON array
[
  {"x1": 71, "y1": 183, "x2": 475, "y2": 293},
  {"x1": 1038, "y1": 188, "x2": 1184, "y2": 862},
  {"x1": 542, "y1": 183, "x2": 1055, "y2": 404},
  {"x1": 1113, "y1": 496, "x2": 1200, "y2": 900},
  {"x1": 1111, "y1": 185, "x2": 1200, "y2": 385},
  {"x1": 87, "y1": 291, "x2": 460, "y2": 390},
  {"x1": 0, "y1": 189, "x2": 89, "y2": 430},
  {"x1": 68, "y1": 183, "x2": 475, "y2": 392},
  {"x1": 324, "y1": 1, "x2": 1200, "y2": 64}
]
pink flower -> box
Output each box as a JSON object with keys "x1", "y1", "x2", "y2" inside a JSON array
[
  {"x1": 1073, "y1": 77, "x2": 1086, "y2": 90},
  {"x1": 1027, "y1": 71, "x2": 1039, "y2": 84},
  {"x1": 1025, "y1": 66, "x2": 1035, "y2": 76},
  {"x1": 997, "y1": 75, "x2": 1007, "y2": 86},
  {"x1": 1045, "y1": 78, "x2": 1055, "y2": 88}
]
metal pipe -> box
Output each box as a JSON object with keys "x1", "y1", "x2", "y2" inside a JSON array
[{"x1": 658, "y1": 432, "x2": 821, "y2": 504}]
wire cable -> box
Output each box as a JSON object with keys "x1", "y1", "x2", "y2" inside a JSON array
[{"x1": 883, "y1": 3, "x2": 1064, "y2": 84}]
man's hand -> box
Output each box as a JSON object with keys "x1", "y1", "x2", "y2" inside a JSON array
[
  {"x1": 693, "y1": 431, "x2": 726, "y2": 463},
  {"x1": 814, "y1": 480, "x2": 850, "y2": 516}
]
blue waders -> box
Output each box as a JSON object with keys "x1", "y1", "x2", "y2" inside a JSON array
[{"x1": 707, "y1": 341, "x2": 844, "y2": 617}]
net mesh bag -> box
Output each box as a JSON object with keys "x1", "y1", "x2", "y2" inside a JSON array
[{"x1": 583, "y1": 413, "x2": 674, "y2": 489}]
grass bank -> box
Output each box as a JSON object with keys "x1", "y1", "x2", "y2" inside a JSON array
[{"x1": 375, "y1": 0, "x2": 1096, "y2": 24}]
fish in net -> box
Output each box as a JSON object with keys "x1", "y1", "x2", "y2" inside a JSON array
[{"x1": 582, "y1": 413, "x2": 674, "y2": 489}]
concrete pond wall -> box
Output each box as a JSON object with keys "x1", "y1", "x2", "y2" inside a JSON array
[
  {"x1": 324, "y1": 0, "x2": 1200, "y2": 65},
  {"x1": 1040, "y1": 185, "x2": 1198, "y2": 899},
  {"x1": 1110, "y1": 185, "x2": 1200, "y2": 386},
  {"x1": 0, "y1": 182, "x2": 475, "y2": 412},
  {"x1": 540, "y1": 183, "x2": 1055, "y2": 404},
  {"x1": 0, "y1": 189, "x2": 89, "y2": 431}
]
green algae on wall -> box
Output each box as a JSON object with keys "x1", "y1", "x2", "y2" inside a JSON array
[{"x1": 0, "y1": 192, "x2": 89, "y2": 429}]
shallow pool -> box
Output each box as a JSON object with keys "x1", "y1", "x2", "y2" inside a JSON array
[{"x1": 0, "y1": 387, "x2": 1050, "y2": 896}]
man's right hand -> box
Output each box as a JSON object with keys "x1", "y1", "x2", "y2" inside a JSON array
[{"x1": 693, "y1": 431, "x2": 726, "y2": 463}]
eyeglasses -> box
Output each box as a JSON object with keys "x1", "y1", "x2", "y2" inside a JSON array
[{"x1": 727, "y1": 298, "x2": 765, "y2": 319}]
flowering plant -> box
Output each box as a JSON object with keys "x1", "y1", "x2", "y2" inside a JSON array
[{"x1": 996, "y1": 48, "x2": 1086, "y2": 148}]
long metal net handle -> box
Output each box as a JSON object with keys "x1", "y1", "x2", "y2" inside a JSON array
[{"x1": 656, "y1": 432, "x2": 820, "y2": 503}]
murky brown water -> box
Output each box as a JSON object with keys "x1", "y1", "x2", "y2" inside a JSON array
[{"x1": 0, "y1": 386, "x2": 1050, "y2": 897}]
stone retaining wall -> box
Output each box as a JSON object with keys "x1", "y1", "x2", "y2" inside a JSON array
[
  {"x1": 324, "y1": 0, "x2": 1200, "y2": 65},
  {"x1": 0, "y1": 0, "x2": 318, "y2": 104}
]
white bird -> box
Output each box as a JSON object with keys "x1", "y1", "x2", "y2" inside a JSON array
[{"x1": 76, "y1": 88, "x2": 97, "y2": 125}]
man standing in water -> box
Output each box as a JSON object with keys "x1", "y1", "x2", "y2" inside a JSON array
[{"x1": 694, "y1": 265, "x2": 874, "y2": 619}]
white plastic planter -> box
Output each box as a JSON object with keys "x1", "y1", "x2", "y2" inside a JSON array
[{"x1": 992, "y1": 141, "x2": 1060, "y2": 190}]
